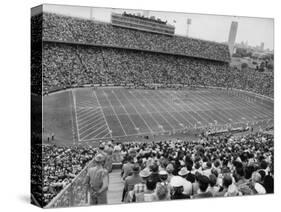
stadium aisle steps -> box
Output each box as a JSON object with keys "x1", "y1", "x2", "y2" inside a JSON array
[{"x1": 108, "y1": 169, "x2": 123, "y2": 204}]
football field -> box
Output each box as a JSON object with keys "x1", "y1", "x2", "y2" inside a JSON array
[{"x1": 43, "y1": 87, "x2": 273, "y2": 145}]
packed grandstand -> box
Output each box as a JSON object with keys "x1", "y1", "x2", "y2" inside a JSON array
[
  {"x1": 31, "y1": 12, "x2": 274, "y2": 207},
  {"x1": 31, "y1": 13, "x2": 273, "y2": 97}
]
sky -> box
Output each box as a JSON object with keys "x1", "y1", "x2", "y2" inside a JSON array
[{"x1": 42, "y1": 4, "x2": 274, "y2": 50}]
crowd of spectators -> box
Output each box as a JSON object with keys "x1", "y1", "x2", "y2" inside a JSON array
[
  {"x1": 42, "y1": 145, "x2": 97, "y2": 205},
  {"x1": 31, "y1": 14, "x2": 43, "y2": 95},
  {"x1": 42, "y1": 43, "x2": 273, "y2": 97},
  {"x1": 31, "y1": 13, "x2": 273, "y2": 97},
  {"x1": 119, "y1": 132, "x2": 273, "y2": 202},
  {"x1": 42, "y1": 13, "x2": 230, "y2": 62},
  {"x1": 36, "y1": 130, "x2": 274, "y2": 206},
  {"x1": 122, "y1": 12, "x2": 168, "y2": 25}
]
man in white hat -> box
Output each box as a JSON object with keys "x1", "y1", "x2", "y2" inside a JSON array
[
  {"x1": 170, "y1": 176, "x2": 190, "y2": 200},
  {"x1": 84, "y1": 153, "x2": 109, "y2": 205},
  {"x1": 178, "y1": 167, "x2": 193, "y2": 196}
]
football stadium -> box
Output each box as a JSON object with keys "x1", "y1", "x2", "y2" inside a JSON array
[{"x1": 31, "y1": 9, "x2": 274, "y2": 208}]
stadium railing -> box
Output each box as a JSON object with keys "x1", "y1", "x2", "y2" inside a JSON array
[{"x1": 44, "y1": 158, "x2": 95, "y2": 208}]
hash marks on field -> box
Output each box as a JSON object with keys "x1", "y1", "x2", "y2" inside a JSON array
[{"x1": 73, "y1": 89, "x2": 111, "y2": 142}]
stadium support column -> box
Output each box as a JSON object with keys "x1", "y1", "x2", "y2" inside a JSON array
[{"x1": 31, "y1": 6, "x2": 44, "y2": 208}]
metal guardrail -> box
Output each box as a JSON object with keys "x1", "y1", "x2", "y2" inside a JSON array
[{"x1": 45, "y1": 158, "x2": 95, "y2": 208}]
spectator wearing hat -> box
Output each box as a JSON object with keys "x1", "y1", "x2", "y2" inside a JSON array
[
  {"x1": 170, "y1": 176, "x2": 190, "y2": 200},
  {"x1": 129, "y1": 168, "x2": 151, "y2": 202},
  {"x1": 166, "y1": 163, "x2": 174, "y2": 182},
  {"x1": 84, "y1": 153, "x2": 109, "y2": 205},
  {"x1": 178, "y1": 167, "x2": 193, "y2": 196},
  {"x1": 193, "y1": 175, "x2": 213, "y2": 198},
  {"x1": 123, "y1": 164, "x2": 142, "y2": 202}
]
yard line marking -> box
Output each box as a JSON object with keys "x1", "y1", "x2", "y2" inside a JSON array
[
  {"x1": 202, "y1": 90, "x2": 267, "y2": 121},
  {"x1": 93, "y1": 91, "x2": 112, "y2": 139},
  {"x1": 209, "y1": 89, "x2": 271, "y2": 121},
  {"x1": 177, "y1": 91, "x2": 219, "y2": 124},
  {"x1": 79, "y1": 116, "x2": 105, "y2": 133},
  {"x1": 147, "y1": 91, "x2": 184, "y2": 128},
  {"x1": 79, "y1": 114, "x2": 104, "y2": 130},
  {"x1": 80, "y1": 124, "x2": 108, "y2": 140},
  {"x1": 102, "y1": 89, "x2": 127, "y2": 136},
  {"x1": 215, "y1": 89, "x2": 270, "y2": 117},
  {"x1": 124, "y1": 90, "x2": 164, "y2": 132},
  {"x1": 102, "y1": 132, "x2": 111, "y2": 138},
  {"x1": 229, "y1": 94, "x2": 272, "y2": 117},
  {"x1": 77, "y1": 110, "x2": 95, "y2": 122},
  {"x1": 77, "y1": 108, "x2": 100, "y2": 119},
  {"x1": 80, "y1": 121, "x2": 106, "y2": 138},
  {"x1": 161, "y1": 90, "x2": 201, "y2": 126},
  {"x1": 159, "y1": 91, "x2": 196, "y2": 126},
  {"x1": 111, "y1": 90, "x2": 139, "y2": 132},
  {"x1": 203, "y1": 90, "x2": 258, "y2": 120},
  {"x1": 121, "y1": 92, "x2": 160, "y2": 133},
  {"x1": 77, "y1": 109, "x2": 101, "y2": 123},
  {"x1": 78, "y1": 113, "x2": 99, "y2": 126},
  {"x1": 198, "y1": 90, "x2": 255, "y2": 122},
  {"x1": 93, "y1": 127, "x2": 109, "y2": 138},
  {"x1": 135, "y1": 90, "x2": 175, "y2": 131},
  {"x1": 76, "y1": 107, "x2": 90, "y2": 113},
  {"x1": 187, "y1": 91, "x2": 229, "y2": 124},
  {"x1": 171, "y1": 90, "x2": 211, "y2": 125},
  {"x1": 155, "y1": 90, "x2": 193, "y2": 127},
  {"x1": 72, "y1": 90, "x2": 81, "y2": 142}
]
